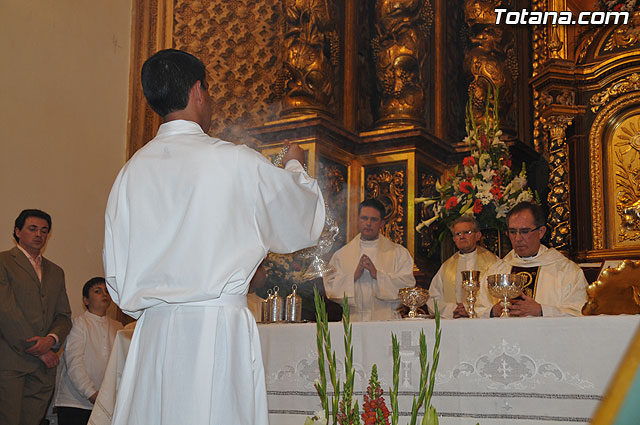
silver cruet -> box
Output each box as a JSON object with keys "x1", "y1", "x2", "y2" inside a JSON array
[{"x1": 285, "y1": 284, "x2": 302, "y2": 322}]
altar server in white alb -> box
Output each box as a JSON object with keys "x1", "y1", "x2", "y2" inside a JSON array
[
  {"x1": 323, "y1": 199, "x2": 415, "y2": 321},
  {"x1": 103, "y1": 49, "x2": 325, "y2": 425},
  {"x1": 54, "y1": 277, "x2": 122, "y2": 425},
  {"x1": 477, "y1": 202, "x2": 587, "y2": 317},
  {"x1": 426, "y1": 216, "x2": 498, "y2": 319}
]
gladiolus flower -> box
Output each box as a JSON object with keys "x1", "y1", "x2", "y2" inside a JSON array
[
  {"x1": 445, "y1": 197, "x2": 458, "y2": 210},
  {"x1": 490, "y1": 185, "x2": 503, "y2": 200}
]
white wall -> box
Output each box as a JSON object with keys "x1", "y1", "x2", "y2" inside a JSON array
[{"x1": 0, "y1": 0, "x2": 132, "y2": 316}]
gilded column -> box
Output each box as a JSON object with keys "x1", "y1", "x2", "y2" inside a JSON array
[
  {"x1": 275, "y1": 0, "x2": 339, "y2": 118},
  {"x1": 531, "y1": 0, "x2": 549, "y2": 154},
  {"x1": 463, "y1": 0, "x2": 517, "y2": 127},
  {"x1": 372, "y1": 0, "x2": 433, "y2": 128},
  {"x1": 544, "y1": 115, "x2": 574, "y2": 251}
]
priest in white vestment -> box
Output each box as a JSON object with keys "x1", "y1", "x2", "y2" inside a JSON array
[
  {"x1": 476, "y1": 202, "x2": 587, "y2": 317},
  {"x1": 427, "y1": 216, "x2": 498, "y2": 319},
  {"x1": 103, "y1": 49, "x2": 325, "y2": 425},
  {"x1": 323, "y1": 199, "x2": 415, "y2": 321}
]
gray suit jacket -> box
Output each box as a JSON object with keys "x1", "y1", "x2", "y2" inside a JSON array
[{"x1": 0, "y1": 246, "x2": 72, "y2": 373}]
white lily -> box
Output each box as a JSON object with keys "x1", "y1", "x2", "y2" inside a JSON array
[
  {"x1": 415, "y1": 198, "x2": 437, "y2": 206},
  {"x1": 416, "y1": 215, "x2": 439, "y2": 232}
]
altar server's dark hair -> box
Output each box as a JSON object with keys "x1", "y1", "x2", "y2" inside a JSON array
[{"x1": 141, "y1": 49, "x2": 207, "y2": 117}]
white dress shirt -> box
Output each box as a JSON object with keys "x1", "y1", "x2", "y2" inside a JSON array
[{"x1": 54, "y1": 310, "x2": 123, "y2": 410}]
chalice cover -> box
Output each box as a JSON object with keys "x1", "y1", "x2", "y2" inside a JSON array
[{"x1": 510, "y1": 266, "x2": 540, "y2": 298}]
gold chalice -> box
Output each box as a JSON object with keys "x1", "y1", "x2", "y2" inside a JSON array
[
  {"x1": 461, "y1": 270, "x2": 481, "y2": 318},
  {"x1": 398, "y1": 287, "x2": 429, "y2": 318},
  {"x1": 487, "y1": 274, "x2": 525, "y2": 317}
]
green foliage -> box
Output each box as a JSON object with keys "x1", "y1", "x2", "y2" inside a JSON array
[{"x1": 312, "y1": 293, "x2": 443, "y2": 425}]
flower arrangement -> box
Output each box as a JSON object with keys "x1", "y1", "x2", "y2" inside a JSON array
[
  {"x1": 416, "y1": 88, "x2": 535, "y2": 243},
  {"x1": 307, "y1": 287, "x2": 442, "y2": 425},
  {"x1": 596, "y1": 0, "x2": 637, "y2": 12}
]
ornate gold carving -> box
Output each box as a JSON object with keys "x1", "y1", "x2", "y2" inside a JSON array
[
  {"x1": 544, "y1": 114, "x2": 574, "y2": 251},
  {"x1": 577, "y1": 28, "x2": 598, "y2": 64},
  {"x1": 590, "y1": 73, "x2": 640, "y2": 113},
  {"x1": 547, "y1": 24, "x2": 563, "y2": 59},
  {"x1": 589, "y1": 92, "x2": 640, "y2": 250},
  {"x1": 318, "y1": 158, "x2": 348, "y2": 248},
  {"x1": 173, "y1": 0, "x2": 281, "y2": 141},
  {"x1": 583, "y1": 259, "x2": 640, "y2": 315},
  {"x1": 531, "y1": 0, "x2": 548, "y2": 153},
  {"x1": 372, "y1": 0, "x2": 433, "y2": 128},
  {"x1": 603, "y1": 11, "x2": 640, "y2": 52},
  {"x1": 274, "y1": 0, "x2": 339, "y2": 118},
  {"x1": 613, "y1": 115, "x2": 640, "y2": 242},
  {"x1": 321, "y1": 164, "x2": 346, "y2": 196},
  {"x1": 463, "y1": 0, "x2": 517, "y2": 126},
  {"x1": 366, "y1": 170, "x2": 406, "y2": 244},
  {"x1": 418, "y1": 173, "x2": 437, "y2": 253}
]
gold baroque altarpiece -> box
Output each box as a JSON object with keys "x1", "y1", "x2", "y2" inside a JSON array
[{"x1": 126, "y1": 0, "x2": 640, "y2": 279}]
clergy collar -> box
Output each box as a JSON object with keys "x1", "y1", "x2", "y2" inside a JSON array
[
  {"x1": 458, "y1": 248, "x2": 477, "y2": 256},
  {"x1": 359, "y1": 237, "x2": 379, "y2": 247},
  {"x1": 513, "y1": 246, "x2": 543, "y2": 260}
]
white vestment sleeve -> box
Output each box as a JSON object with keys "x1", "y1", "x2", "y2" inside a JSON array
[
  {"x1": 324, "y1": 249, "x2": 356, "y2": 305},
  {"x1": 373, "y1": 247, "x2": 415, "y2": 300},
  {"x1": 62, "y1": 318, "x2": 96, "y2": 399},
  {"x1": 103, "y1": 169, "x2": 129, "y2": 313},
  {"x1": 539, "y1": 262, "x2": 588, "y2": 317},
  {"x1": 426, "y1": 267, "x2": 457, "y2": 319},
  {"x1": 254, "y1": 155, "x2": 325, "y2": 254}
]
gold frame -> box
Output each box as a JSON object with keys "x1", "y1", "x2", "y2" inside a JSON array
[
  {"x1": 357, "y1": 149, "x2": 417, "y2": 257},
  {"x1": 589, "y1": 91, "x2": 640, "y2": 250}
]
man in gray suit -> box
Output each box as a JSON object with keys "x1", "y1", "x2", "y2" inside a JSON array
[{"x1": 0, "y1": 209, "x2": 72, "y2": 425}]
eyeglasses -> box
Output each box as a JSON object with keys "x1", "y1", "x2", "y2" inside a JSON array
[
  {"x1": 452, "y1": 230, "x2": 475, "y2": 238},
  {"x1": 507, "y1": 226, "x2": 542, "y2": 236}
]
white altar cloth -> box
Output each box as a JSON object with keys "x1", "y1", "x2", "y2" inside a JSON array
[{"x1": 90, "y1": 315, "x2": 640, "y2": 425}]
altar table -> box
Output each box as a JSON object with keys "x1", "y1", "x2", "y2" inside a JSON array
[{"x1": 89, "y1": 315, "x2": 640, "y2": 425}]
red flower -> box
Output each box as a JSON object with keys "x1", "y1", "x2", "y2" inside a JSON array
[
  {"x1": 480, "y1": 133, "x2": 490, "y2": 150},
  {"x1": 473, "y1": 199, "x2": 483, "y2": 214},
  {"x1": 503, "y1": 158, "x2": 512, "y2": 168},
  {"x1": 445, "y1": 196, "x2": 458, "y2": 210},
  {"x1": 459, "y1": 181, "x2": 474, "y2": 194},
  {"x1": 490, "y1": 185, "x2": 503, "y2": 200},
  {"x1": 361, "y1": 367, "x2": 390, "y2": 425},
  {"x1": 463, "y1": 156, "x2": 476, "y2": 167}
]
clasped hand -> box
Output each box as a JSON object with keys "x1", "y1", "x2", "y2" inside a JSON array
[
  {"x1": 354, "y1": 254, "x2": 377, "y2": 280},
  {"x1": 453, "y1": 302, "x2": 469, "y2": 318},
  {"x1": 25, "y1": 335, "x2": 59, "y2": 368},
  {"x1": 492, "y1": 294, "x2": 542, "y2": 317},
  {"x1": 25, "y1": 335, "x2": 54, "y2": 356}
]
